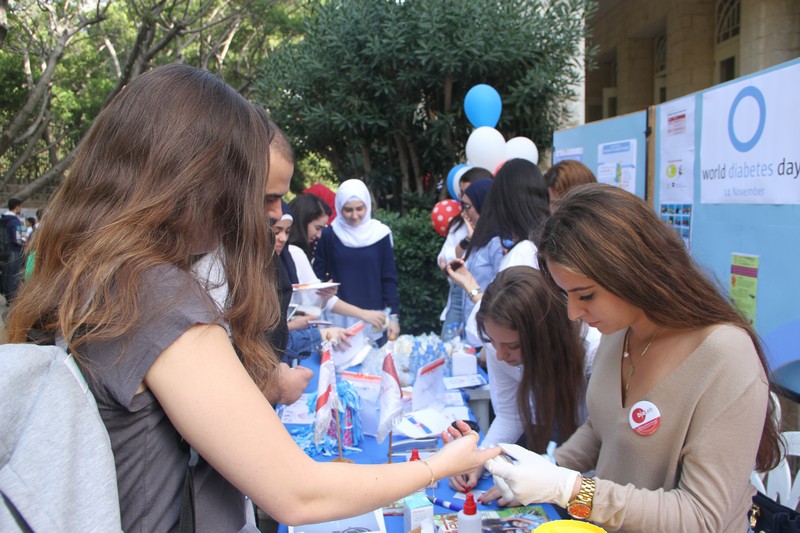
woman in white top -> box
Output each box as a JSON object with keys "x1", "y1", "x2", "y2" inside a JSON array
[
  {"x1": 445, "y1": 160, "x2": 601, "y2": 494},
  {"x1": 286, "y1": 193, "x2": 387, "y2": 332}
]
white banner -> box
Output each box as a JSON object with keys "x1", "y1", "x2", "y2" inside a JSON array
[{"x1": 700, "y1": 61, "x2": 800, "y2": 204}]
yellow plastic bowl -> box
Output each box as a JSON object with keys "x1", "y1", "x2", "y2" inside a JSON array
[{"x1": 534, "y1": 520, "x2": 607, "y2": 532}]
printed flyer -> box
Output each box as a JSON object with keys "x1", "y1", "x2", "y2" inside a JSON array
[
  {"x1": 434, "y1": 505, "x2": 551, "y2": 532},
  {"x1": 730, "y1": 253, "x2": 759, "y2": 326},
  {"x1": 658, "y1": 96, "x2": 696, "y2": 204},
  {"x1": 597, "y1": 139, "x2": 637, "y2": 194},
  {"x1": 659, "y1": 203, "x2": 693, "y2": 250}
]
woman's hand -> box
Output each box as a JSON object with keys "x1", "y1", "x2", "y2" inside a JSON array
[
  {"x1": 429, "y1": 421, "x2": 500, "y2": 482},
  {"x1": 320, "y1": 327, "x2": 352, "y2": 351},
  {"x1": 442, "y1": 258, "x2": 478, "y2": 292},
  {"x1": 484, "y1": 443, "x2": 580, "y2": 507},
  {"x1": 449, "y1": 465, "x2": 483, "y2": 493},
  {"x1": 266, "y1": 363, "x2": 313, "y2": 406},
  {"x1": 478, "y1": 480, "x2": 522, "y2": 507},
  {"x1": 359, "y1": 309, "x2": 387, "y2": 331},
  {"x1": 463, "y1": 215, "x2": 475, "y2": 238},
  {"x1": 287, "y1": 313, "x2": 319, "y2": 331},
  {"x1": 387, "y1": 319, "x2": 400, "y2": 341},
  {"x1": 315, "y1": 280, "x2": 339, "y2": 304}
]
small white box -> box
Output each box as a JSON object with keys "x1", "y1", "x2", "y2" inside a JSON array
[
  {"x1": 403, "y1": 493, "x2": 434, "y2": 532},
  {"x1": 452, "y1": 351, "x2": 477, "y2": 376}
]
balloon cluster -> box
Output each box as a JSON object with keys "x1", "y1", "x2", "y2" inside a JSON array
[{"x1": 432, "y1": 84, "x2": 539, "y2": 236}]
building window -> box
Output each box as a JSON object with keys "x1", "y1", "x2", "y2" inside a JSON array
[
  {"x1": 654, "y1": 34, "x2": 667, "y2": 75},
  {"x1": 719, "y1": 56, "x2": 736, "y2": 82},
  {"x1": 716, "y1": 0, "x2": 740, "y2": 44},
  {"x1": 654, "y1": 33, "x2": 667, "y2": 104}
]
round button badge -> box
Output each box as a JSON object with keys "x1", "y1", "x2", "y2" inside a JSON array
[{"x1": 628, "y1": 400, "x2": 661, "y2": 436}]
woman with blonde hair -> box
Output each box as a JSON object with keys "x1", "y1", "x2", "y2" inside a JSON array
[
  {"x1": 481, "y1": 184, "x2": 781, "y2": 532},
  {"x1": 6, "y1": 64, "x2": 497, "y2": 531}
]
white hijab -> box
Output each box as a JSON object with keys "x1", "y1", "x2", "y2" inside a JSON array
[{"x1": 331, "y1": 179, "x2": 392, "y2": 248}]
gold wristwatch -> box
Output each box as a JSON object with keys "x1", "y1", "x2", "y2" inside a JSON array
[{"x1": 566, "y1": 477, "x2": 596, "y2": 520}]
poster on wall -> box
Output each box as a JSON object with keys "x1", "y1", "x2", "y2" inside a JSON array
[
  {"x1": 730, "y1": 253, "x2": 759, "y2": 327},
  {"x1": 659, "y1": 96, "x2": 696, "y2": 204},
  {"x1": 597, "y1": 139, "x2": 637, "y2": 194},
  {"x1": 553, "y1": 147, "x2": 584, "y2": 164},
  {"x1": 700, "y1": 61, "x2": 800, "y2": 204},
  {"x1": 659, "y1": 204, "x2": 692, "y2": 250}
]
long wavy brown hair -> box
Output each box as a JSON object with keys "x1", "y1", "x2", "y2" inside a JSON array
[
  {"x1": 537, "y1": 183, "x2": 781, "y2": 471},
  {"x1": 6, "y1": 64, "x2": 282, "y2": 389},
  {"x1": 477, "y1": 266, "x2": 587, "y2": 454}
]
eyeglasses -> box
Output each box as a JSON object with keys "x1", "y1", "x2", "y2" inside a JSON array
[{"x1": 462, "y1": 203, "x2": 473, "y2": 211}]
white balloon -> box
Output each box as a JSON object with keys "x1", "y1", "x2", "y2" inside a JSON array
[
  {"x1": 466, "y1": 127, "x2": 506, "y2": 173},
  {"x1": 453, "y1": 164, "x2": 473, "y2": 199},
  {"x1": 505, "y1": 136, "x2": 539, "y2": 165}
]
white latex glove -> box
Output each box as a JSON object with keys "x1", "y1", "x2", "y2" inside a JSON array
[
  {"x1": 484, "y1": 443, "x2": 580, "y2": 508},
  {"x1": 492, "y1": 473, "x2": 515, "y2": 504}
]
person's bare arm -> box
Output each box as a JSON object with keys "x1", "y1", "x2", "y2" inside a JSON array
[{"x1": 145, "y1": 325, "x2": 500, "y2": 526}]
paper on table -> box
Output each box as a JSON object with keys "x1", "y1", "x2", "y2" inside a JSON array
[
  {"x1": 341, "y1": 371, "x2": 382, "y2": 436},
  {"x1": 279, "y1": 393, "x2": 314, "y2": 425},
  {"x1": 444, "y1": 391, "x2": 466, "y2": 406},
  {"x1": 443, "y1": 374, "x2": 487, "y2": 390},
  {"x1": 412, "y1": 357, "x2": 446, "y2": 412},
  {"x1": 331, "y1": 321, "x2": 369, "y2": 369},
  {"x1": 452, "y1": 489, "x2": 485, "y2": 501},
  {"x1": 443, "y1": 406, "x2": 470, "y2": 421},
  {"x1": 394, "y1": 408, "x2": 453, "y2": 439},
  {"x1": 291, "y1": 281, "x2": 340, "y2": 291}
]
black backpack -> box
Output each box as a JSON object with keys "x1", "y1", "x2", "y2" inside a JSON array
[{"x1": 0, "y1": 215, "x2": 14, "y2": 262}]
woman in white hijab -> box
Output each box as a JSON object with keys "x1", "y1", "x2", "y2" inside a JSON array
[{"x1": 313, "y1": 179, "x2": 400, "y2": 342}]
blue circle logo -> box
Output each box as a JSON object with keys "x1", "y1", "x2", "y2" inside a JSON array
[{"x1": 727, "y1": 86, "x2": 766, "y2": 152}]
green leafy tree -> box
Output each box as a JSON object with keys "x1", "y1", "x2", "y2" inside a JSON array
[
  {"x1": 0, "y1": 0, "x2": 304, "y2": 202},
  {"x1": 374, "y1": 208, "x2": 448, "y2": 335},
  {"x1": 257, "y1": 0, "x2": 596, "y2": 208}
]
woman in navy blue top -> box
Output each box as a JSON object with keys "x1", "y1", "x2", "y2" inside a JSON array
[{"x1": 313, "y1": 179, "x2": 400, "y2": 341}]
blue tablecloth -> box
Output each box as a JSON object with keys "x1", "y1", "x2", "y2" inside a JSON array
[{"x1": 276, "y1": 351, "x2": 561, "y2": 532}]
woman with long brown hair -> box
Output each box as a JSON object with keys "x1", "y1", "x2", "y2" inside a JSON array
[
  {"x1": 452, "y1": 266, "x2": 588, "y2": 505},
  {"x1": 6, "y1": 64, "x2": 498, "y2": 531},
  {"x1": 481, "y1": 183, "x2": 781, "y2": 532}
]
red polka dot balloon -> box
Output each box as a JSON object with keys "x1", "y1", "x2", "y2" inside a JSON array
[{"x1": 431, "y1": 199, "x2": 461, "y2": 237}]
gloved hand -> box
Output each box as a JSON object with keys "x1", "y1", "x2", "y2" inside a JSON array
[
  {"x1": 484, "y1": 443, "x2": 580, "y2": 508},
  {"x1": 492, "y1": 473, "x2": 516, "y2": 505}
]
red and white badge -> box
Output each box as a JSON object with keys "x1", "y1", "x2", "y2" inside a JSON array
[{"x1": 628, "y1": 400, "x2": 661, "y2": 436}]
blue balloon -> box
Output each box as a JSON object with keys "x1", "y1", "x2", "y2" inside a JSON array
[
  {"x1": 446, "y1": 164, "x2": 467, "y2": 199},
  {"x1": 464, "y1": 84, "x2": 502, "y2": 128}
]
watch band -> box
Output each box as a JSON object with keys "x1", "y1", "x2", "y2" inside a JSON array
[
  {"x1": 467, "y1": 287, "x2": 482, "y2": 300},
  {"x1": 566, "y1": 477, "x2": 596, "y2": 520}
]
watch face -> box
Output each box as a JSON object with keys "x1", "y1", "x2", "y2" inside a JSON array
[{"x1": 567, "y1": 502, "x2": 591, "y2": 520}]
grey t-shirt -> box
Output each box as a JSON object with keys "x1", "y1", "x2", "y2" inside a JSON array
[{"x1": 81, "y1": 265, "x2": 249, "y2": 532}]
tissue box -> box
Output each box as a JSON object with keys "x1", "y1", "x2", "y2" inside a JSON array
[
  {"x1": 452, "y1": 349, "x2": 477, "y2": 376},
  {"x1": 403, "y1": 493, "x2": 434, "y2": 532}
]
